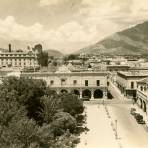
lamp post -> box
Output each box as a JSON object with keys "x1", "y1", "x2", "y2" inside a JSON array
[{"x1": 115, "y1": 120, "x2": 118, "y2": 139}]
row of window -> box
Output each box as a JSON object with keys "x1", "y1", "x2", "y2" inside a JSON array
[
  {"x1": 0, "y1": 54, "x2": 34, "y2": 57},
  {"x1": 139, "y1": 86, "x2": 147, "y2": 91},
  {"x1": 0, "y1": 59, "x2": 34, "y2": 62},
  {"x1": 50, "y1": 80, "x2": 100, "y2": 86}
]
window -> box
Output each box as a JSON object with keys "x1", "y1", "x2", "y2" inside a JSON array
[
  {"x1": 131, "y1": 82, "x2": 134, "y2": 89},
  {"x1": 141, "y1": 86, "x2": 143, "y2": 91},
  {"x1": 61, "y1": 79, "x2": 66, "y2": 85},
  {"x1": 96, "y1": 80, "x2": 100, "y2": 86},
  {"x1": 50, "y1": 80, "x2": 54, "y2": 85},
  {"x1": 85, "y1": 80, "x2": 88, "y2": 86},
  {"x1": 73, "y1": 80, "x2": 77, "y2": 85},
  {"x1": 15, "y1": 59, "x2": 17, "y2": 65}
]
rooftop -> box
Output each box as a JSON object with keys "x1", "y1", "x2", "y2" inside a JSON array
[
  {"x1": 138, "y1": 77, "x2": 148, "y2": 84},
  {"x1": 117, "y1": 71, "x2": 148, "y2": 78},
  {"x1": 21, "y1": 71, "x2": 108, "y2": 77}
]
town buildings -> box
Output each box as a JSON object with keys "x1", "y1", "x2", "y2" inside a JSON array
[{"x1": 21, "y1": 65, "x2": 108, "y2": 99}]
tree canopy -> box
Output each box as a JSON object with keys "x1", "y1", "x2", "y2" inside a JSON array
[{"x1": 0, "y1": 76, "x2": 85, "y2": 148}]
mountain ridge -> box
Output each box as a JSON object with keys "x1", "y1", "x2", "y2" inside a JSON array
[{"x1": 76, "y1": 21, "x2": 148, "y2": 55}]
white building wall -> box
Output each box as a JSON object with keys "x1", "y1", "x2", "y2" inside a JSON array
[
  {"x1": 0, "y1": 53, "x2": 37, "y2": 68},
  {"x1": 33, "y1": 74, "x2": 107, "y2": 88}
]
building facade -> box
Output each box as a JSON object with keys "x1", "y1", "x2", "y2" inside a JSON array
[
  {"x1": 0, "y1": 52, "x2": 38, "y2": 68},
  {"x1": 21, "y1": 70, "x2": 108, "y2": 100},
  {"x1": 116, "y1": 71, "x2": 148, "y2": 98},
  {"x1": 137, "y1": 78, "x2": 148, "y2": 114}
]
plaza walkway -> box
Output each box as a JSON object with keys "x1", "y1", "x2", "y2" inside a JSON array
[{"x1": 76, "y1": 104, "x2": 119, "y2": 148}]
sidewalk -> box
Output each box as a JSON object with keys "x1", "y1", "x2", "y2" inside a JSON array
[
  {"x1": 131, "y1": 103, "x2": 148, "y2": 129},
  {"x1": 110, "y1": 81, "x2": 148, "y2": 128},
  {"x1": 109, "y1": 80, "x2": 132, "y2": 102}
]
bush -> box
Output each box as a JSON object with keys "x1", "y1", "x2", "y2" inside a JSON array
[
  {"x1": 60, "y1": 94, "x2": 84, "y2": 116},
  {"x1": 51, "y1": 112, "x2": 77, "y2": 136}
]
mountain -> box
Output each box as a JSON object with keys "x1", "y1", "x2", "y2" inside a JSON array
[
  {"x1": 77, "y1": 21, "x2": 148, "y2": 55},
  {"x1": 46, "y1": 49, "x2": 63, "y2": 58}
]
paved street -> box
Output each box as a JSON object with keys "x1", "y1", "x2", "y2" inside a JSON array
[
  {"x1": 77, "y1": 103, "x2": 148, "y2": 148},
  {"x1": 108, "y1": 103, "x2": 148, "y2": 148}
]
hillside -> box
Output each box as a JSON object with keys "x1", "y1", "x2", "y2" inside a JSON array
[
  {"x1": 46, "y1": 49, "x2": 63, "y2": 58},
  {"x1": 77, "y1": 21, "x2": 148, "y2": 55}
]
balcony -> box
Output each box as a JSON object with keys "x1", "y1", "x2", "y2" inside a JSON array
[{"x1": 49, "y1": 83, "x2": 105, "y2": 88}]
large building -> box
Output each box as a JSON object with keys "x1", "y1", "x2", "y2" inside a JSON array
[
  {"x1": 0, "y1": 44, "x2": 38, "y2": 68},
  {"x1": 136, "y1": 78, "x2": 148, "y2": 113},
  {"x1": 116, "y1": 71, "x2": 148, "y2": 98},
  {"x1": 21, "y1": 66, "x2": 108, "y2": 99}
]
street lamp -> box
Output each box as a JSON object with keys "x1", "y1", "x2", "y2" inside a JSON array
[{"x1": 115, "y1": 120, "x2": 118, "y2": 139}]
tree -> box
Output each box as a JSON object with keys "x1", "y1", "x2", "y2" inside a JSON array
[
  {"x1": 50, "y1": 112, "x2": 77, "y2": 136},
  {"x1": 39, "y1": 95, "x2": 59, "y2": 124},
  {"x1": 0, "y1": 77, "x2": 86, "y2": 148},
  {"x1": 60, "y1": 94, "x2": 84, "y2": 116},
  {"x1": 51, "y1": 130, "x2": 79, "y2": 148},
  {"x1": 33, "y1": 44, "x2": 43, "y2": 53},
  {"x1": 8, "y1": 118, "x2": 39, "y2": 148},
  {"x1": 37, "y1": 51, "x2": 49, "y2": 67},
  {"x1": 2, "y1": 77, "x2": 47, "y2": 123},
  {"x1": 0, "y1": 88, "x2": 25, "y2": 127},
  {"x1": 0, "y1": 88, "x2": 40, "y2": 148}
]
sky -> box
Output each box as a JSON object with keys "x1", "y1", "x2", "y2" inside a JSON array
[{"x1": 0, "y1": 0, "x2": 148, "y2": 53}]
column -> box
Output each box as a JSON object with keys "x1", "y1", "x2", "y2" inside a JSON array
[
  {"x1": 103, "y1": 91, "x2": 107, "y2": 99},
  {"x1": 80, "y1": 90, "x2": 82, "y2": 99},
  {"x1": 56, "y1": 89, "x2": 60, "y2": 95},
  {"x1": 0, "y1": 59, "x2": 1, "y2": 67},
  {"x1": 91, "y1": 90, "x2": 94, "y2": 100}
]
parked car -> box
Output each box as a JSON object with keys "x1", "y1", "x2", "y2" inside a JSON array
[
  {"x1": 134, "y1": 113, "x2": 143, "y2": 120},
  {"x1": 134, "y1": 113, "x2": 145, "y2": 124},
  {"x1": 130, "y1": 108, "x2": 136, "y2": 115},
  {"x1": 137, "y1": 119, "x2": 145, "y2": 124}
]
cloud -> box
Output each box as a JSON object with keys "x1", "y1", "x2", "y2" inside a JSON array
[
  {"x1": 0, "y1": 16, "x2": 44, "y2": 42},
  {"x1": 40, "y1": 0, "x2": 72, "y2": 7},
  {"x1": 0, "y1": 16, "x2": 100, "y2": 53},
  {"x1": 40, "y1": 0, "x2": 58, "y2": 6},
  {"x1": 1, "y1": 0, "x2": 148, "y2": 53}
]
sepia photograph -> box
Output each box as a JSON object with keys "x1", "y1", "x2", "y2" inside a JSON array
[{"x1": 0, "y1": 0, "x2": 148, "y2": 148}]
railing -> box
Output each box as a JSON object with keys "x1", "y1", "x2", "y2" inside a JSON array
[
  {"x1": 49, "y1": 84, "x2": 106, "y2": 88},
  {"x1": 137, "y1": 90, "x2": 147, "y2": 100}
]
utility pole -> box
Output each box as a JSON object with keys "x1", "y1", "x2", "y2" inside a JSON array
[{"x1": 115, "y1": 119, "x2": 118, "y2": 139}]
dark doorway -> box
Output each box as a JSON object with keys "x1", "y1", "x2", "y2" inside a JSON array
[
  {"x1": 82, "y1": 89, "x2": 91, "y2": 98},
  {"x1": 61, "y1": 89, "x2": 68, "y2": 94},
  {"x1": 73, "y1": 90, "x2": 80, "y2": 96},
  {"x1": 94, "y1": 89, "x2": 103, "y2": 99}
]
